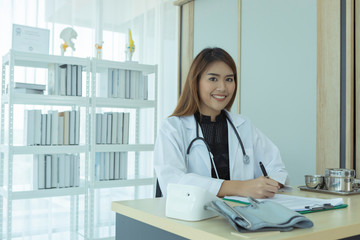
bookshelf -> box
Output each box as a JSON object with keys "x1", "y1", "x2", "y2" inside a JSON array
[{"x1": 0, "y1": 50, "x2": 158, "y2": 240}]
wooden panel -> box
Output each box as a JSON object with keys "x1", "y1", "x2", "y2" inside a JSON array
[
  {"x1": 178, "y1": 1, "x2": 194, "y2": 97},
  {"x1": 356, "y1": 0, "x2": 360, "y2": 178},
  {"x1": 345, "y1": 0, "x2": 354, "y2": 169},
  {"x1": 317, "y1": 0, "x2": 341, "y2": 174}
]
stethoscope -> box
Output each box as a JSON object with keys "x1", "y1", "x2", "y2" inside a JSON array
[{"x1": 185, "y1": 111, "x2": 250, "y2": 179}]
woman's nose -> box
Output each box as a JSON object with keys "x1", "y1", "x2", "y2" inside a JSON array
[{"x1": 216, "y1": 80, "x2": 226, "y2": 90}]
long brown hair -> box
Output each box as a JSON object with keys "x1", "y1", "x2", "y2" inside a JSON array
[{"x1": 171, "y1": 47, "x2": 237, "y2": 117}]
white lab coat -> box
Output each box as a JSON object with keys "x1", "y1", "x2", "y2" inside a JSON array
[{"x1": 154, "y1": 110, "x2": 288, "y2": 196}]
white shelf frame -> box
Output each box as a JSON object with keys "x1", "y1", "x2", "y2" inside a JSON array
[
  {"x1": 0, "y1": 50, "x2": 158, "y2": 240},
  {"x1": 0, "y1": 50, "x2": 91, "y2": 240}
]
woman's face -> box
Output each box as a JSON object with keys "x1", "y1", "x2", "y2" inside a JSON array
[{"x1": 198, "y1": 61, "x2": 236, "y2": 121}]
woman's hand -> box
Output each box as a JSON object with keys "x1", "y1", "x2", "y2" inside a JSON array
[{"x1": 217, "y1": 176, "x2": 281, "y2": 199}]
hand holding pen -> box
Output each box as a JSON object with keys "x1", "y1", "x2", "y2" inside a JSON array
[{"x1": 259, "y1": 161, "x2": 269, "y2": 178}]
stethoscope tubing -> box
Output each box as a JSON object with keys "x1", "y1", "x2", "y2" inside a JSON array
[{"x1": 185, "y1": 111, "x2": 250, "y2": 179}]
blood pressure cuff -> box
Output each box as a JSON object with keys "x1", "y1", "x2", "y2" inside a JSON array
[{"x1": 205, "y1": 198, "x2": 313, "y2": 232}]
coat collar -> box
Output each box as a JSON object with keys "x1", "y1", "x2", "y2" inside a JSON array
[{"x1": 181, "y1": 110, "x2": 246, "y2": 129}]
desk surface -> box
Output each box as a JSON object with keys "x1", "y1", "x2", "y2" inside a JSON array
[{"x1": 111, "y1": 188, "x2": 360, "y2": 240}]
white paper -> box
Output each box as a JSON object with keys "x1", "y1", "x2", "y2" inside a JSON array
[{"x1": 224, "y1": 194, "x2": 344, "y2": 212}]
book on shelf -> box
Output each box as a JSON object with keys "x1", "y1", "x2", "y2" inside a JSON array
[
  {"x1": 14, "y1": 82, "x2": 46, "y2": 91},
  {"x1": 14, "y1": 88, "x2": 44, "y2": 94},
  {"x1": 95, "y1": 152, "x2": 101, "y2": 181},
  {"x1": 100, "y1": 152, "x2": 105, "y2": 180},
  {"x1": 45, "y1": 155, "x2": 52, "y2": 189},
  {"x1": 111, "y1": 112, "x2": 118, "y2": 144},
  {"x1": 70, "y1": 155, "x2": 74, "y2": 187},
  {"x1": 46, "y1": 113, "x2": 52, "y2": 145},
  {"x1": 75, "y1": 110, "x2": 80, "y2": 145},
  {"x1": 104, "y1": 152, "x2": 110, "y2": 181},
  {"x1": 58, "y1": 154, "x2": 65, "y2": 188},
  {"x1": 117, "y1": 112, "x2": 124, "y2": 144},
  {"x1": 106, "y1": 113, "x2": 112, "y2": 144},
  {"x1": 109, "y1": 152, "x2": 115, "y2": 180},
  {"x1": 118, "y1": 69, "x2": 126, "y2": 99},
  {"x1": 59, "y1": 66, "x2": 66, "y2": 96},
  {"x1": 123, "y1": 112, "x2": 130, "y2": 144},
  {"x1": 120, "y1": 152, "x2": 128, "y2": 179},
  {"x1": 63, "y1": 111, "x2": 70, "y2": 145},
  {"x1": 114, "y1": 152, "x2": 120, "y2": 180},
  {"x1": 112, "y1": 68, "x2": 118, "y2": 98},
  {"x1": 64, "y1": 154, "x2": 71, "y2": 187},
  {"x1": 69, "y1": 110, "x2": 76, "y2": 145},
  {"x1": 96, "y1": 113, "x2": 102, "y2": 144},
  {"x1": 125, "y1": 70, "x2": 131, "y2": 99},
  {"x1": 108, "y1": 68, "x2": 113, "y2": 98},
  {"x1": 24, "y1": 110, "x2": 35, "y2": 146},
  {"x1": 34, "y1": 110, "x2": 41, "y2": 145},
  {"x1": 50, "y1": 110, "x2": 59, "y2": 145},
  {"x1": 33, "y1": 154, "x2": 45, "y2": 189},
  {"x1": 101, "y1": 114, "x2": 107, "y2": 144},
  {"x1": 51, "y1": 154, "x2": 58, "y2": 188},
  {"x1": 77, "y1": 65, "x2": 82, "y2": 97},
  {"x1": 41, "y1": 114, "x2": 47, "y2": 145},
  {"x1": 71, "y1": 65, "x2": 77, "y2": 96},
  {"x1": 58, "y1": 115, "x2": 64, "y2": 145}
]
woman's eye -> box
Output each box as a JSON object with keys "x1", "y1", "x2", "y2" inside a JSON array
[
  {"x1": 226, "y1": 78, "x2": 234, "y2": 82},
  {"x1": 209, "y1": 77, "x2": 217, "y2": 82}
]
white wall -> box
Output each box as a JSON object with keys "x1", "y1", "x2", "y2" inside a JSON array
[
  {"x1": 193, "y1": 0, "x2": 317, "y2": 185},
  {"x1": 240, "y1": 0, "x2": 317, "y2": 185},
  {"x1": 193, "y1": 0, "x2": 239, "y2": 112}
]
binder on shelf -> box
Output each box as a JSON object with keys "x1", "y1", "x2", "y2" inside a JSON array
[
  {"x1": 100, "y1": 152, "x2": 105, "y2": 180},
  {"x1": 58, "y1": 115, "x2": 64, "y2": 145},
  {"x1": 118, "y1": 69, "x2": 126, "y2": 99},
  {"x1": 70, "y1": 155, "x2": 74, "y2": 187},
  {"x1": 14, "y1": 88, "x2": 44, "y2": 94},
  {"x1": 41, "y1": 114, "x2": 47, "y2": 146},
  {"x1": 63, "y1": 111, "x2": 70, "y2": 145},
  {"x1": 112, "y1": 112, "x2": 118, "y2": 144},
  {"x1": 34, "y1": 110, "x2": 41, "y2": 145},
  {"x1": 77, "y1": 65, "x2": 82, "y2": 96},
  {"x1": 66, "y1": 64, "x2": 72, "y2": 96},
  {"x1": 104, "y1": 152, "x2": 110, "y2": 181},
  {"x1": 50, "y1": 110, "x2": 58, "y2": 145},
  {"x1": 14, "y1": 82, "x2": 46, "y2": 90},
  {"x1": 112, "y1": 68, "x2": 118, "y2": 98},
  {"x1": 96, "y1": 113, "x2": 102, "y2": 144},
  {"x1": 69, "y1": 110, "x2": 76, "y2": 145},
  {"x1": 117, "y1": 112, "x2": 124, "y2": 144},
  {"x1": 71, "y1": 65, "x2": 77, "y2": 96},
  {"x1": 123, "y1": 112, "x2": 130, "y2": 144},
  {"x1": 59, "y1": 65, "x2": 66, "y2": 96},
  {"x1": 51, "y1": 154, "x2": 58, "y2": 188},
  {"x1": 106, "y1": 113, "x2": 112, "y2": 144},
  {"x1": 45, "y1": 155, "x2": 52, "y2": 189},
  {"x1": 24, "y1": 110, "x2": 35, "y2": 146},
  {"x1": 101, "y1": 114, "x2": 107, "y2": 144},
  {"x1": 114, "y1": 152, "x2": 120, "y2": 180},
  {"x1": 108, "y1": 68, "x2": 113, "y2": 98},
  {"x1": 125, "y1": 70, "x2": 131, "y2": 99},
  {"x1": 64, "y1": 154, "x2": 71, "y2": 187},
  {"x1": 95, "y1": 152, "x2": 101, "y2": 181},
  {"x1": 75, "y1": 110, "x2": 80, "y2": 145},
  {"x1": 58, "y1": 154, "x2": 65, "y2": 188},
  {"x1": 46, "y1": 113, "x2": 52, "y2": 145},
  {"x1": 120, "y1": 152, "x2": 128, "y2": 179},
  {"x1": 109, "y1": 152, "x2": 115, "y2": 180}
]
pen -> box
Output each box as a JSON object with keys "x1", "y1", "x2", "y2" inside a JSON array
[{"x1": 259, "y1": 161, "x2": 268, "y2": 178}]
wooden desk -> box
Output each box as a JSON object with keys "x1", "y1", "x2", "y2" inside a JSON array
[{"x1": 111, "y1": 188, "x2": 360, "y2": 240}]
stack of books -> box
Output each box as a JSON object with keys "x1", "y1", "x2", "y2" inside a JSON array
[
  {"x1": 95, "y1": 112, "x2": 130, "y2": 144},
  {"x1": 13, "y1": 82, "x2": 46, "y2": 94},
  {"x1": 48, "y1": 64, "x2": 82, "y2": 96},
  {"x1": 34, "y1": 154, "x2": 80, "y2": 189},
  {"x1": 97, "y1": 68, "x2": 148, "y2": 100},
  {"x1": 25, "y1": 109, "x2": 80, "y2": 146},
  {"x1": 95, "y1": 152, "x2": 128, "y2": 181}
]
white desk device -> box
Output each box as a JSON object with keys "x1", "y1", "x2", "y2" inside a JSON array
[{"x1": 165, "y1": 183, "x2": 219, "y2": 221}]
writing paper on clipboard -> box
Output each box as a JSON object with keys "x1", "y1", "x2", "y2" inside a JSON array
[{"x1": 223, "y1": 194, "x2": 344, "y2": 212}]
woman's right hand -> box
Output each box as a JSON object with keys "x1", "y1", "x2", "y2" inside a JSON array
[{"x1": 217, "y1": 176, "x2": 280, "y2": 199}]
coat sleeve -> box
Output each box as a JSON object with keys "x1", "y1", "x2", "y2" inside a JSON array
[
  {"x1": 154, "y1": 118, "x2": 224, "y2": 196},
  {"x1": 251, "y1": 125, "x2": 289, "y2": 185}
]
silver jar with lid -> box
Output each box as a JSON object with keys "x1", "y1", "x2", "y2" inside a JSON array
[{"x1": 324, "y1": 168, "x2": 355, "y2": 192}]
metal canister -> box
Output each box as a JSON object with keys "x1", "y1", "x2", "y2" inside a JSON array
[{"x1": 324, "y1": 168, "x2": 355, "y2": 192}]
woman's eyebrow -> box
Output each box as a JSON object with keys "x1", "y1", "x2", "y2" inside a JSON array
[{"x1": 207, "y1": 73, "x2": 234, "y2": 77}]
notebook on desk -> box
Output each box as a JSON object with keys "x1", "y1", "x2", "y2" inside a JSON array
[{"x1": 223, "y1": 194, "x2": 348, "y2": 214}]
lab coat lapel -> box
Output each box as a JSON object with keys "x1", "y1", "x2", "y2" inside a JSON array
[
  {"x1": 182, "y1": 115, "x2": 212, "y2": 173},
  {"x1": 225, "y1": 111, "x2": 245, "y2": 179}
]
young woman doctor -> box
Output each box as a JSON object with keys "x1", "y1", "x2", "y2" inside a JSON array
[{"x1": 154, "y1": 47, "x2": 288, "y2": 199}]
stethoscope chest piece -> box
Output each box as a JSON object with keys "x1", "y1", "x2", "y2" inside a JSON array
[{"x1": 243, "y1": 155, "x2": 250, "y2": 164}]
